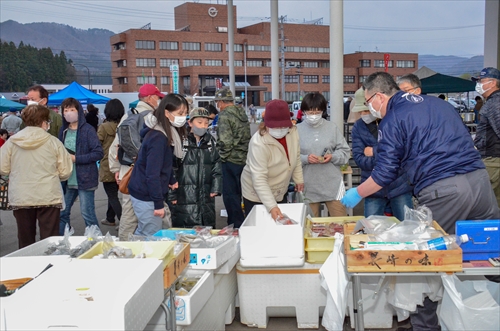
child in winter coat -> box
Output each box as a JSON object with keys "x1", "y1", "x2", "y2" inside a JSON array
[{"x1": 169, "y1": 107, "x2": 222, "y2": 228}]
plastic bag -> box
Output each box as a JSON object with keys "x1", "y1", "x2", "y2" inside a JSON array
[
  {"x1": 439, "y1": 274, "x2": 500, "y2": 331},
  {"x1": 44, "y1": 224, "x2": 74, "y2": 255},
  {"x1": 320, "y1": 233, "x2": 350, "y2": 331},
  {"x1": 69, "y1": 225, "x2": 103, "y2": 257},
  {"x1": 373, "y1": 220, "x2": 443, "y2": 244},
  {"x1": 354, "y1": 215, "x2": 399, "y2": 234},
  {"x1": 404, "y1": 205, "x2": 433, "y2": 227},
  {"x1": 275, "y1": 213, "x2": 297, "y2": 225}
]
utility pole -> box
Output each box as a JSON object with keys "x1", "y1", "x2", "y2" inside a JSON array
[{"x1": 280, "y1": 15, "x2": 287, "y2": 101}]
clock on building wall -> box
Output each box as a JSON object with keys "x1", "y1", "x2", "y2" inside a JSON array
[{"x1": 208, "y1": 7, "x2": 218, "y2": 18}]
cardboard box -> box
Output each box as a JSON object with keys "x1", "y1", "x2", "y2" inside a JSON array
[
  {"x1": 163, "y1": 243, "x2": 190, "y2": 289},
  {"x1": 78, "y1": 241, "x2": 175, "y2": 268},
  {"x1": 189, "y1": 236, "x2": 237, "y2": 270},
  {"x1": 239, "y1": 203, "x2": 306, "y2": 267},
  {"x1": 456, "y1": 220, "x2": 500, "y2": 261},
  {"x1": 344, "y1": 221, "x2": 463, "y2": 272}
]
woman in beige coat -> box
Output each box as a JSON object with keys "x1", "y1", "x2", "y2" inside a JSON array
[
  {"x1": 0, "y1": 105, "x2": 73, "y2": 248},
  {"x1": 241, "y1": 99, "x2": 304, "y2": 221}
]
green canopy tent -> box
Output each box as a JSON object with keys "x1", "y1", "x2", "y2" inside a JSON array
[
  {"x1": 0, "y1": 98, "x2": 25, "y2": 113},
  {"x1": 420, "y1": 73, "x2": 476, "y2": 94}
]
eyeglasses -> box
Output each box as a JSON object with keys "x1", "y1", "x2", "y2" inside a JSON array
[
  {"x1": 364, "y1": 93, "x2": 378, "y2": 106},
  {"x1": 403, "y1": 87, "x2": 417, "y2": 93},
  {"x1": 46, "y1": 120, "x2": 52, "y2": 124}
]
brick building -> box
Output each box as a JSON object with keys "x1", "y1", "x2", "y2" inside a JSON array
[{"x1": 110, "y1": 2, "x2": 418, "y2": 106}]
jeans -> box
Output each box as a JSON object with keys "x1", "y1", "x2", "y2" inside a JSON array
[
  {"x1": 222, "y1": 162, "x2": 246, "y2": 228},
  {"x1": 364, "y1": 192, "x2": 413, "y2": 221},
  {"x1": 59, "y1": 188, "x2": 100, "y2": 235},
  {"x1": 103, "y1": 182, "x2": 122, "y2": 222},
  {"x1": 130, "y1": 196, "x2": 171, "y2": 236}
]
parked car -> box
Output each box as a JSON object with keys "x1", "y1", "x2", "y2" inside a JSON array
[{"x1": 447, "y1": 99, "x2": 465, "y2": 112}]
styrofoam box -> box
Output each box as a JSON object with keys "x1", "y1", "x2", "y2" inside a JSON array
[
  {"x1": 214, "y1": 238, "x2": 240, "y2": 274},
  {"x1": 2, "y1": 258, "x2": 164, "y2": 330},
  {"x1": 239, "y1": 203, "x2": 306, "y2": 267},
  {"x1": 189, "y1": 236, "x2": 237, "y2": 269},
  {"x1": 236, "y1": 262, "x2": 326, "y2": 328},
  {"x1": 5, "y1": 236, "x2": 88, "y2": 257},
  {"x1": 146, "y1": 266, "x2": 238, "y2": 331},
  {"x1": 173, "y1": 270, "x2": 214, "y2": 325},
  {"x1": 347, "y1": 276, "x2": 395, "y2": 329}
]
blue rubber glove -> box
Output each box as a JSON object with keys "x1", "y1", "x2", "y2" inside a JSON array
[{"x1": 341, "y1": 188, "x2": 362, "y2": 208}]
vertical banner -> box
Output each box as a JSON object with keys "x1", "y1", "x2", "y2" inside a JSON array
[
  {"x1": 215, "y1": 78, "x2": 223, "y2": 90},
  {"x1": 170, "y1": 64, "x2": 179, "y2": 94},
  {"x1": 384, "y1": 54, "x2": 390, "y2": 72}
]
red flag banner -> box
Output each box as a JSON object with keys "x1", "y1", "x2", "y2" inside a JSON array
[{"x1": 384, "y1": 54, "x2": 390, "y2": 72}]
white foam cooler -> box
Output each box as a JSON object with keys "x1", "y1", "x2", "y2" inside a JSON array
[{"x1": 239, "y1": 203, "x2": 306, "y2": 267}]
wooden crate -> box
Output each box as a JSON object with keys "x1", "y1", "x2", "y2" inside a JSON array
[
  {"x1": 344, "y1": 221, "x2": 463, "y2": 272},
  {"x1": 163, "y1": 243, "x2": 190, "y2": 288}
]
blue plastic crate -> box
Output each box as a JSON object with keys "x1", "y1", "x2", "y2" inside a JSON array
[
  {"x1": 456, "y1": 220, "x2": 500, "y2": 261},
  {"x1": 153, "y1": 229, "x2": 196, "y2": 240}
]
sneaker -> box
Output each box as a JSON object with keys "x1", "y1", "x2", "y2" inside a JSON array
[{"x1": 101, "y1": 219, "x2": 116, "y2": 226}]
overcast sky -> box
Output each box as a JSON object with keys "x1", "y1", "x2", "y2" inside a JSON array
[{"x1": 0, "y1": 0, "x2": 485, "y2": 57}]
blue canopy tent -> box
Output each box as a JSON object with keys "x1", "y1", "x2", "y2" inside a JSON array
[
  {"x1": 0, "y1": 99, "x2": 25, "y2": 113},
  {"x1": 47, "y1": 81, "x2": 110, "y2": 106},
  {"x1": 129, "y1": 99, "x2": 139, "y2": 108}
]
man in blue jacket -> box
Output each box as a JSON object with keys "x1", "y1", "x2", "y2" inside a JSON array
[{"x1": 342, "y1": 72, "x2": 499, "y2": 331}]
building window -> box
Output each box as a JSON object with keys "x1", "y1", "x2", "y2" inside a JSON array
[
  {"x1": 247, "y1": 45, "x2": 271, "y2": 51},
  {"x1": 359, "y1": 60, "x2": 371, "y2": 67},
  {"x1": 265, "y1": 61, "x2": 272, "y2": 67},
  {"x1": 263, "y1": 75, "x2": 272, "y2": 83},
  {"x1": 205, "y1": 77, "x2": 216, "y2": 86},
  {"x1": 116, "y1": 60, "x2": 127, "y2": 67},
  {"x1": 161, "y1": 76, "x2": 170, "y2": 85},
  {"x1": 137, "y1": 76, "x2": 157, "y2": 84},
  {"x1": 205, "y1": 43, "x2": 222, "y2": 52},
  {"x1": 182, "y1": 42, "x2": 201, "y2": 51},
  {"x1": 285, "y1": 91, "x2": 299, "y2": 102},
  {"x1": 284, "y1": 75, "x2": 299, "y2": 83},
  {"x1": 136, "y1": 58, "x2": 156, "y2": 67},
  {"x1": 113, "y1": 43, "x2": 126, "y2": 51},
  {"x1": 225, "y1": 60, "x2": 243, "y2": 67},
  {"x1": 225, "y1": 44, "x2": 243, "y2": 52},
  {"x1": 321, "y1": 62, "x2": 330, "y2": 68},
  {"x1": 247, "y1": 60, "x2": 263, "y2": 67},
  {"x1": 183, "y1": 76, "x2": 190, "y2": 86},
  {"x1": 323, "y1": 91, "x2": 330, "y2": 101},
  {"x1": 303, "y1": 75, "x2": 319, "y2": 83},
  {"x1": 396, "y1": 60, "x2": 415, "y2": 68},
  {"x1": 303, "y1": 61, "x2": 318, "y2": 68},
  {"x1": 117, "y1": 77, "x2": 128, "y2": 84},
  {"x1": 359, "y1": 75, "x2": 368, "y2": 83},
  {"x1": 205, "y1": 60, "x2": 223, "y2": 66},
  {"x1": 264, "y1": 92, "x2": 272, "y2": 102},
  {"x1": 135, "y1": 40, "x2": 155, "y2": 50},
  {"x1": 287, "y1": 61, "x2": 300, "y2": 68},
  {"x1": 374, "y1": 60, "x2": 393, "y2": 68},
  {"x1": 323, "y1": 75, "x2": 330, "y2": 84},
  {"x1": 159, "y1": 41, "x2": 178, "y2": 50},
  {"x1": 343, "y1": 75, "x2": 355, "y2": 84},
  {"x1": 183, "y1": 59, "x2": 201, "y2": 67},
  {"x1": 160, "y1": 59, "x2": 178, "y2": 67}
]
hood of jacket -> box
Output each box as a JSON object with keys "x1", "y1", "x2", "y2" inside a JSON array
[
  {"x1": 141, "y1": 113, "x2": 166, "y2": 138},
  {"x1": 8, "y1": 126, "x2": 51, "y2": 150},
  {"x1": 136, "y1": 100, "x2": 156, "y2": 113},
  {"x1": 61, "y1": 99, "x2": 87, "y2": 131},
  {"x1": 223, "y1": 104, "x2": 248, "y2": 122},
  {"x1": 101, "y1": 121, "x2": 118, "y2": 136}
]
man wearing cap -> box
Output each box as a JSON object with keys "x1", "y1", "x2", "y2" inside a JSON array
[
  {"x1": 472, "y1": 67, "x2": 500, "y2": 207},
  {"x1": 214, "y1": 87, "x2": 251, "y2": 228},
  {"x1": 341, "y1": 72, "x2": 499, "y2": 331},
  {"x1": 1, "y1": 108, "x2": 22, "y2": 136},
  {"x1": 108, "y1": 84, "x2": 164, "y2": 239}
]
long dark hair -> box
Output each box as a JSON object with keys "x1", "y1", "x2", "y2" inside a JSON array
[{"x1": 155, "y1": 94, "x2": 189, "y2": 146}]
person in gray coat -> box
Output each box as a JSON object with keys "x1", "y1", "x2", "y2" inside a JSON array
[{"x1": 297, "y1": 93, "x2": 350, "y2": 217}]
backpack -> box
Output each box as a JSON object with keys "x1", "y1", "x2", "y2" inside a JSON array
[{"x1": 117, "y1": 111, "x2": 151, "y2": 166}]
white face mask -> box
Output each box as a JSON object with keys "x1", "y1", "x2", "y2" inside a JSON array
[
  {"x1": 268, "y1": 127, "x2": 289, "y2": 139},
  {"x1": 361, "y1": 113, "x2": 377, "y2": 124},
  {"x1": 27, "y1": 100, "x2": 38, "y2": 106},
  {"x1": 475, "y1": 81, "x2": 493, "y2": 95},
  {"x1": 368, "y1": 101, "x2": 382, "y2": 119},
  {"x1": 171, "y1": 115, "x2": 187, "y2": 128},
  {"x1": 305, "y1": 114, "x2": 322, "y2": 126}
]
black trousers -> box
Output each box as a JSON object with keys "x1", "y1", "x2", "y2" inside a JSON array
[{"x1": 103, "y1": 181, "x2": 122, "y2": 222}]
